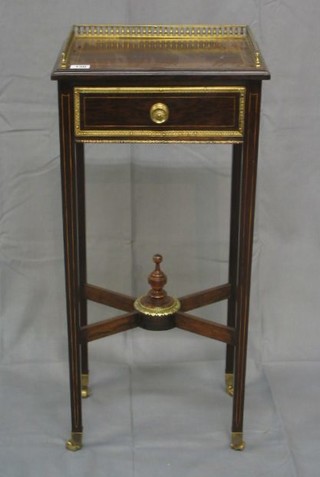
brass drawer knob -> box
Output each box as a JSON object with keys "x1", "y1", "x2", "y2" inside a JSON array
[{"x1": 150, "y1": 102, "x2": 169, "y2": 124}]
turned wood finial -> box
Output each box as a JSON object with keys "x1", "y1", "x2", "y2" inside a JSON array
[
  {"x1": 133, "y1": 254, "x2": 180, "y2": 319},
  {"x1": 147, "y1": 254, "x2": 168, "y2": 301}
]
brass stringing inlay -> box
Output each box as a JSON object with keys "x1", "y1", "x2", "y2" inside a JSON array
[{"x1": 74, "y1": 86, "x2": 246, "y2": 142}]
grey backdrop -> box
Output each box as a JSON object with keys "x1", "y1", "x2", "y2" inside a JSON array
[{"x1": 1, "y1": 1, "x2": 319, "y2": 476}]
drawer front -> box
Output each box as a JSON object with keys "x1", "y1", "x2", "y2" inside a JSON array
[{"x1": 74, "y1": 86, "x2": 245, "y2": 142}]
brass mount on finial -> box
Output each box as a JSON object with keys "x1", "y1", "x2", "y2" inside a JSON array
[{"x1": 134, "y1": 255, "x2": 180, "y2": 324}]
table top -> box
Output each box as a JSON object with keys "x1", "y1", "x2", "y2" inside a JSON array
[{"x1": 51, "y1": 24, "x2": 270, "y2": 80}]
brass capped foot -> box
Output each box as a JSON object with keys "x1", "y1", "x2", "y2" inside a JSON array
[
  {"x1": 230, "y1": 432, "x2": 245, "y2": 451},
  {"x1": 81, "y1": 373, "x2": 91, "y2": 399},
  {"x1": 66, "y1": 432, "x2": 83, "y2": 451},
  {"x1": 225, "y1": 373, "x2": 234, "y2": 397}
]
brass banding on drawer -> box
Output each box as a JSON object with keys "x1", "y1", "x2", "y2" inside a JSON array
[{"x1": 74, "y1": 86, "x2": 246, "y2": 142}]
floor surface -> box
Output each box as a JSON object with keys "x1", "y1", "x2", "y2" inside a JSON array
[{"x1": 0, "y1": 360, "x2": 318, "y2": 476}]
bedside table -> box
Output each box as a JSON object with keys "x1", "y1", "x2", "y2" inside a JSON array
[{"x1": 51, "y1": 24, "x2": 270, "y2": 451}]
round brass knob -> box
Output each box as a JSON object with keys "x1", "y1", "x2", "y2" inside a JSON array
[{"x1": 150, "y1": 103, "x2": 169, "y2": 124}]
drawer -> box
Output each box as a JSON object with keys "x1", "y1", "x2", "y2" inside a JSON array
[{"x1": 74, "y1": 86, "x2": 245, "y2": 142}]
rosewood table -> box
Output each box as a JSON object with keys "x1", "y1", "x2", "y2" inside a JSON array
[{"x1": 51, "y1": 24, "x2": 270, "y2": 451}]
